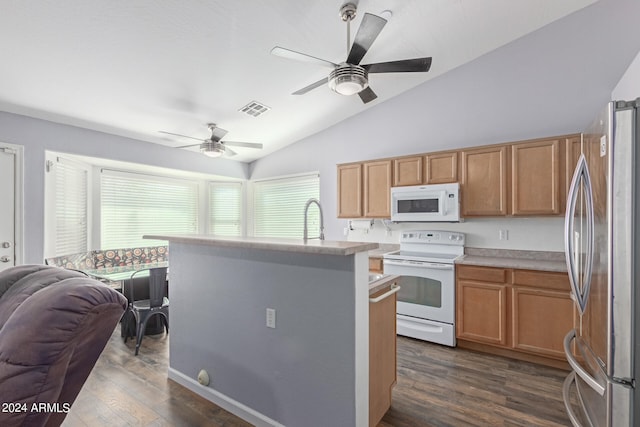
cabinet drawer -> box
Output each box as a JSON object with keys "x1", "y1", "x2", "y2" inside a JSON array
[
  {"x1": 513, "y1": 270, "x2": 570, "y2": 291},
  {"x1": 457, "y1": 265, "x2": 507, "y2": 283},
  {"x1": 369, "y1": 257, "x2": 383, "y2": 273}
]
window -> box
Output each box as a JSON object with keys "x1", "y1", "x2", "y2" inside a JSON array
[
  {"x1": 252, "y1": 173, "x2": 320, "y2": 239},
  {"x1": 209, "y1": 182, "x2": 242, "y2": 236},
  {"x1": 53, "y1": 158, "x2": 88, "y2": 255},
  {"x1": 100, "y1": 170, "x2": 198, "y2": 248}
]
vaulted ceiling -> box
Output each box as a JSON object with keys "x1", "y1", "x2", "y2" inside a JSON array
[{"x1": 0, "y1": 0, "x2": 596, "y2": 161}]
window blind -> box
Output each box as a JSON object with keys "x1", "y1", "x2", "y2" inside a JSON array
[
  {"x1": 252, "y1": 174, "x2": 320, "y2": 238},
  {"x1": 54, "y1": 159, "x2": 88, "y2": 255},
  {"x1": 100, "y1": 170, "x2": 198, "y2": 248},
  {"x1": 209, "y1": 182, "x2": 242, "y2": 236}
]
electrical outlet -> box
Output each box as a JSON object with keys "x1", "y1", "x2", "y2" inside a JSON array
[
  {"x1": 600, "y1": 136, "x2": 607, "y2": 157},
  {"x1": 266, "y1": 308, "x2": 276, "y2": 328},
  {"x1": 499, "y1": 229, "x2": 509, "y2": 241}
]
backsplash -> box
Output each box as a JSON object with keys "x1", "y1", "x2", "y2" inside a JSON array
[{"x1": 345, "y1": 217, "x2": 565, "y2": 252}]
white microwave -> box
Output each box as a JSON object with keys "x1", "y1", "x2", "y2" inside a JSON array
[{"x1": 390, "y1": 183, "x2": 460, "y2": 222}]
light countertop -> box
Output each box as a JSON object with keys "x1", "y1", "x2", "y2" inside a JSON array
[
  {"x1": 368, "y1": 244, "x2": 400, "y2": 258},
  {"x1": 144, "y1": 234, "x2": 378, "y2": 256},
  {"x1": 455, "y1": 248, "x2": 567, "y2": 273}
]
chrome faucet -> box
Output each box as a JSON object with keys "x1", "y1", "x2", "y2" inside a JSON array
[{"x1": 303, "y1": 198, "x2": 325, "y2": 242}]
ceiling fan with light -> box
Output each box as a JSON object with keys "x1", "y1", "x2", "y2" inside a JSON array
[
  {"x1": 159, "y1": 123, "x2": 263, "y2": 158},
  {"x1": 271, "y1": 3, "x2": 432, "y2": 104}
]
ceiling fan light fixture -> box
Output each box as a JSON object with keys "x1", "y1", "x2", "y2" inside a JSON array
[
  {"x1": 328, "y1": 64, "x2": 368, "y2": 96},
  {"x1": 200, "y1": 141, "x2": 223, "y2": 158},
  {"x1": 202, "y1": 149, "x2": 223, "y2": 158}
]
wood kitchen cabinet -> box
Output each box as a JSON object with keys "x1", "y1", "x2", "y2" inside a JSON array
[
  {"x1": 393, "y1": 156, "x2": 423, "y2": 187},
  {"x1": 337, "y1": 163, "x2": 363, "y2": 218},
  {"x1": 456, "y1": 266, "x2": 508, "y2": 346},
  {"x1": 337, "y1": 160, "x2": 391, "y2": 218},
  {"x1": 369, "y1": 279, "x2": 397, "y2": 427},
  {"x1": 338, "y1": 133, "x2": 581, "y2": 220},
  {"x1": 565, "y1": 135, "x2": 582, "y2": 195},
  {"x1": 392, "y1": 151, "x2": 458, "y2": 186},
  {"x1": 461, "y1": 146, "x2": 509, "y2": 216},
  {"x1": 363, "y1": 160, "x2": 392, "y2": 218},
  {"x1": 425, "y1": 151, "x2": 458, "y2": 184},
  {"x1": 511, "y1": 139, "x2": 562, "y2": 215},
  {"x1": 369, "y1": 257, "x2": 383, "y2": 274},
  {"x1": 511, "y1": 270, "x2": 577, "y2": 360},
  {"x1": 456, "y1": 265, "x2": 575, "y2": 367}
]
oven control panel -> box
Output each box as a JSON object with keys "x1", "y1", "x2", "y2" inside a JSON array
[{"x1": 399, "y1": 230, "x2": 465, "y2": 245}]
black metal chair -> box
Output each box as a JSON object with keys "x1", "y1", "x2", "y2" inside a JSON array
[{"x1": 124, "y1": 267, "x2": 169, "y2": 355}]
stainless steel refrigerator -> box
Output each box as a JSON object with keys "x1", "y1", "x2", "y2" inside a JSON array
[{"x1": 562, "y1": 99, "x2": 639, "y2": 426}]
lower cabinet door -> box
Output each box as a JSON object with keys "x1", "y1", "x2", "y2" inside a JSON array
[
  {"x1": 456, "y1": 280, "x2": 508, "y2": 346},
  {"x1": 511, "y1": 287, "x2": 574, "y2": 359},
  {"x1": 369, "y1": 284, "x2": 397, "y2": 427}
]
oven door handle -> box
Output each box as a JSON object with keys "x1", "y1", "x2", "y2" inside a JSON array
[{"x1": 383, "y1": 259, "x2": 454, "y2": 270}]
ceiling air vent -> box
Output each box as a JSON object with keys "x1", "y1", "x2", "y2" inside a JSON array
[{"x1": 238, "y1": 101, "x2": 270, "y2": 117}]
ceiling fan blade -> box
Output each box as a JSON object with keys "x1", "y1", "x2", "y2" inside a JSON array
[
  {"x1": 158, "y1": 130, "x2": 204, "y2": 142},
  {"x1": 223, "y1": 141, "x2": 263, "y2": 149},
  {"x1": 358, "y1": 86, "x2": 377, "y2": 104},
  {"x1": 210, "y1": 126, "x2": 228, "y2": 141},
  {"x1": 176, "y1": 143, "x2": 203, "y2": 149},
  {"x1": 364, "y1": 57, "x2": 432, "y2": 74},
  {"x1": 271, "y1": 46, "x2": 338, "y2": 68},
  {"x1": 346, "y1": 13, "x2": 387, "y2": 65},
  {"x1": 293, "y1": 77, "x2": 329, "y2": 95}
]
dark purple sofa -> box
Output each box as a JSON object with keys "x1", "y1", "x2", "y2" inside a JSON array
[{"x1": 0, "y1": 265, "x2": 127, "y2": 427}]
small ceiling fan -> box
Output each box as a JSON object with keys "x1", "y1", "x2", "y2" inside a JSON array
[
  {"x1": 159, "y1": 123, "x2": 263, "y2": 158},
  {"x1": 271, "y1": 3, "x2": 432, "y2": 104}
]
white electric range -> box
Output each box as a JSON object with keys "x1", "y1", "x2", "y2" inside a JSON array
[{"x1": 383, "y1": 230, "x2": 465, "y2": 346}]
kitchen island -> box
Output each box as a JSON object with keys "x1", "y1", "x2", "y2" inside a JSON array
[{"x1": 144, "y1": 234, "x2": 378, "y2": 427}]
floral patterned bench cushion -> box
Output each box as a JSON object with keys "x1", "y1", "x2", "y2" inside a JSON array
[
  {"x1": 45, "y1": 252, "x2": 95, "y2": 270},
  {"x1": 46, "y1": 246, "x2": 168, "y2": 270},
  {"x1": 93, "y1": 246, "x2": 168, "y2": 269}
]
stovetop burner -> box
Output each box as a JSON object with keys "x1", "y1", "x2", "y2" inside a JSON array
[
  {"x1": 384, "y1": 250, "x2": 460, "y2": 264},
  {"x1": 383, "y1": 230, "x2": 466, "y2": 264}
]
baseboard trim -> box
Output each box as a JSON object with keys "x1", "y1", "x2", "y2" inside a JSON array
[
  {"x1": 456, "y1": 339, "x2": 570, "y2": 370},
  {"x1": 167, "y1": 368, "x2": 285, "y2": 427}
]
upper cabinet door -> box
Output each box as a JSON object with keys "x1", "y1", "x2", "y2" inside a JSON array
[
  {"x1": 393, "y1": 156, "x2": 423, "y2": 187},
  {"x1": 337, "y1": 163, "x2": 363, "y2": 218},
  {"x1": 511, "y1": 139, "x2": 561, "y2": 215},
  {"x1": 425, "y1": 151, "x2": 458, "y2": 184},
  {"x1": 461, "y1": 146, "x2": 508, "y2": 216},
  {"x1": 363, "y1": 160, "x2": 392, "y2": 218},
  {"x1": 564, "y1": 136, "x2": 582, "y2": 214}
]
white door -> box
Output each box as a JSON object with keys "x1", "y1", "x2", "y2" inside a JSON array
[{"x1": 0, "y1": 148, "x2": 15, "y2": 271}]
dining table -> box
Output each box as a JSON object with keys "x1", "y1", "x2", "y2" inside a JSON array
[
  {"x1": 82, "y1": 261, "x2": 169, "y2": 288},
  {"x1": 83, "y1": 261, "x2": 170, "y2": 337}
]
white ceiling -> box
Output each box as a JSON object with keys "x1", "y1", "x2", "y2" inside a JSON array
[{"x1": 0, "y1": 0, "x2": 596, "y2": 162}]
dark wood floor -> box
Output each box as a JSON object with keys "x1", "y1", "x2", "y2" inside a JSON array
[{"x1": 63, "y1": 329, "x2": 571, "y2": 426}]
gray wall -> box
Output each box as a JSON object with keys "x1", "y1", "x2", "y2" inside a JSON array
[
  {"x1": 168, "y1": 242, "x2": 363, "y2": 426},
  {"x1": 248, "y1": 0, "x2": 640, "y2": 244},
  {"x1": 613, "y1": 50, "x2": 640, "y2": 100},
  {"x1": 0, "y1": 111, "x2": 248, "y2": 264}
]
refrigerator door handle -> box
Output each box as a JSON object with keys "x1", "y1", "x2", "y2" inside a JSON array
[
  {"x1": 564, "y1": 153, "x2": 595, "y2": 315},
  {"x1": 562, "y1": 372, "x2": 583, "y2": 427},
  {"x1": 564, "y1": 329, "x2": 606, "y2": 396}
]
